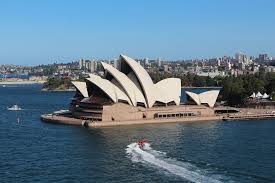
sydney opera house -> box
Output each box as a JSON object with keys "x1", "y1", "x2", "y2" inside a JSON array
[{"x1": 57, "y1": 54, "x2": 221, "y2": 126}]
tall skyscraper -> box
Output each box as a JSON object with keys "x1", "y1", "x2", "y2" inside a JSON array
[
  {"x1": 90, "y1": 60, "x2": 95, "y2": 73},
  {"x1": 113, "y1": 59, "x2": 118, "y2": 69},
  {"x1": 85, "y1": 60, "x2": 91, "y2": 71},
  {"x1": 235, "y1": 52, "x2": 249, "y2": 64},
  {"x1": 157, "y1": 57, "x2": 161, "y2": 67},
  {"x1": 259, "y1": 54, "x2": 268, "y2": 61},
  {"x1": 94, "y1": 61, "x2": 98, "y2": 72},
  {"x1": 144, "y1": 58, "x2": 149, "y2": 66},
  {"x1": 163, "y1": 65, "x2": 169, "y2": 72},
  {"x1": 226, "y1": 60, "x2": 231, "y2": 71},
  {"x1": 217, "y1": 59, "x2": 221, "y2": 66},
  {"x1": 79, "y1": 59, "x2": 85, "y2": 69},
  {"x1": 235, "y1": 52, "x2": 242, "y2": 63}
]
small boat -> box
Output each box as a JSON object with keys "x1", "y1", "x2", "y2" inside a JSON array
[
  {"x1": 137, "y1": 139, "x2": 148, "y2": 148},
  {"x1": 53, "y1": 109, "x2": 70, "y2": 115},
  {"x1": 7, "y1": 104, "x2": 22, "y2": 111}
]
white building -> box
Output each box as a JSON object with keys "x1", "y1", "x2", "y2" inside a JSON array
[
  {"x1": 79, "y1": 59, "x2": 85, "y2": 69},
  {"x1": 185, "y1": 90, "x2": 220, "y2": 108},
  {"x1": 72, "y1": 55, "x2": 183, "y2": 108},
  {"x1": 157, "y1": 57, "x2": 162, "y2": 67},
  {"x1": 72, "y1": 55, "x2": 220, "y2": 109}
]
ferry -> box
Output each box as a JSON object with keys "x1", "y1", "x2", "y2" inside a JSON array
[{"x1": 7, "y1": 104, "x2": 22, "y2": 111}]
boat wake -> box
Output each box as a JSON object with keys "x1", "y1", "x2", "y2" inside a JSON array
[{"x1": 126, "y1": 142, "x2": 228, "y2": 183}]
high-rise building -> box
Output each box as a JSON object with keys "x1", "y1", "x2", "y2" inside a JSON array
[
  {"x1": 113, "y1": 59, "x2": 118, "y2": 69},
  {"x1": 79, "y1": 59, "x2": 85, "y2": 69},
  {"x1": 217, "y1": 59, "x2": 221, "y2": 66},
  {"x1": 250, "y1": 56, "x2": 256, "y2": 61},
  {"x1": 94, "y1": 61, "x2": 98, "y2": 72},
  {"x1": 144, "y1": 58, "x2": 149, "y2": 66},
  {"x1": 238, "y1": 62, "x2": 245, "y2": 70},
  {"x1": 85, "y1": 60, "x2": 91, "y2": 71},
  {"x1": 235, "y1": 52, "x2": 244, "y2": 63},
  {"x1": 157, "y1": 57, "x2": 161, "y2": 67},
  {"x1": 235, "y1": 52, "x2": 242, "y2": 63},
  {"x1": 259, "y1": 54, "x2": 268, "y2": 61},
  {"x1": 90, "y1": 60, "x2": 95, "y2": 73},
  {"x1": 235, "y1": 52, "x2": 250, "y2": 65},
  {"x1": 226, "y1": 60, "x2": 231, "y2": 71},
  {"x1": 163, "y1": 65, "x2": 169, "y2": 72},
  {"x1": 222, "y1": 56, "x2": 230, "y2": 64}
]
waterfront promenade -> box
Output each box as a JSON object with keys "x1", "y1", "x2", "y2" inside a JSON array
[
  {"x1": 41, "y1": 113, "x2": 223, "y2": 127},
  {"x1": 41, "y1": 108, "x2": 275, "y2": 127}
]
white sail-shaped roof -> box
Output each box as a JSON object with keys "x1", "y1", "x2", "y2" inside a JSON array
[
  {"x1": 199, "y1": 90, "x2": 220, "y2": 108},
  {"x1": 262, "y1": 93, "x2": 269, "y2": 99},
  {"x1": 72, "y1": 81, "x2": 89, "y2": 98},
  {"x1": 88, "y1": 74, "x2": 101, "y2": 78},
  {"x1": 250, "y1": 92, "x2": 256, "y2": 98},
  {"x1": 186, "y1": 91, "x2": 201, "y2": 105},
  {"x1": 86, "y1": 76, "x2": 131, "y2": 105},
  {"x1": 72, "y1": 55, "x2": 183, "y2": 108},
  {"x1": 120, "y1": 55, "x2": 155, "y2": 107},
  {"x1": 185, "y1": 90, "x2": 220, "y2": 108},
  {"x1": 154, "y1": 78, "x2": 181, "y2": 105},
  {"x1": 256, "y1": 92, "x2": 263, "y2": 98},
  {"x1": 101, "y1": 62, "x2": 147, "y2": 107}
]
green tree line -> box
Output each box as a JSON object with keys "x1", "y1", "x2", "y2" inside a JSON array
[
  {"x1": 150, "y1": 71, "x2": 275, "y2": 106},
  {"x1": 220, "y1": 72, "x2": 275, "y2": 106},
  {"x1": 43, "y1": 77, "x2": 73, "y2": 90}
]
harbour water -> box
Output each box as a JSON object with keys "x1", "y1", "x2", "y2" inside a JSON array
[{"x1": 0, "y1": 85, "x2": 275, "y2": 182}]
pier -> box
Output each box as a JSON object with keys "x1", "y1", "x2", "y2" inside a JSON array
[{"x1": 223, "y1": 113, "x2": 275, "y2": 121}]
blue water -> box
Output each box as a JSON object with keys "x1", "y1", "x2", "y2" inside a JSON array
[{"x1": 0, "y1": 85, "x2": 275, "y2": 182}]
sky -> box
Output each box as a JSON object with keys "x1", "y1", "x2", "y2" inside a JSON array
[{"x1": 0, "y1": 0, "x2": 275, "y2": 65}]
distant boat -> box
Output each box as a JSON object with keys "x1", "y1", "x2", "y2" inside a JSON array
[
  {"x1": 2, "y1": 85, "x2": 6, "y2": 87},
  {"x1": 7, "y1": 104, "x2": 22, "y2": 111},
  {"x1": 53, "y1": 109, "x2": 70, "y2": 115}
]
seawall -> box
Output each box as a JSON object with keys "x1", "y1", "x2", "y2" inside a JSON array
[
  {"x1": 41, "y1": 114, "x2": 223, "y2": 127},
  {"x1": 88, "y1": 116, "x2": 223, "y2": 127}
]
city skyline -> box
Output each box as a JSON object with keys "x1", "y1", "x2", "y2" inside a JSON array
[
  {"x1": 1, "y1": 0, "x2": 275, "y2": 65},
  {"x1": 0, "y1": 51, "x2": 273, "y2": 67}
]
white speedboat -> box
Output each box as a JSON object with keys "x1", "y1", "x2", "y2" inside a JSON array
[
  {"x1": 53, "y1": 109, "x2": 70, "y2": 115},
  {"x1": 7, "y1": 104, "x2": 22, "y2": 111}
]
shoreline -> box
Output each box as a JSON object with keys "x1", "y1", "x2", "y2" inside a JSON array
[
  {"x1": 89, "y1": 116, "x2": 223, "y2": 127},
  {"x1": 41, "y1": 88, "x2": 76, "y2": 92},
  {"x1": 182, "y1": 86, "x2": 222, "y2": 89},
  {"x1": 0, "y1": 81, "x2": 43, "y2": 85},
  {"x1": 40, "y1": 108, "x2": 275, "y2": 128},
  {"x1": 40, "y1": 114, "x2": 223, "y2": 127}
]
